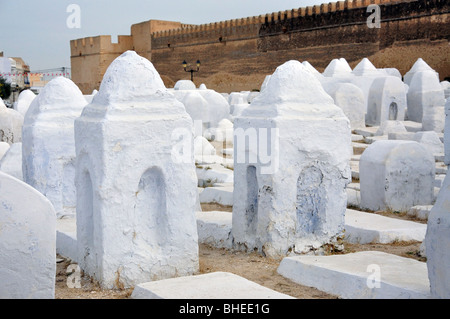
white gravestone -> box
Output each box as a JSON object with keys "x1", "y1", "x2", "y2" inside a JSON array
[
  {"x1": 0, "y1": 142, "x2": 23, "y2": 180},
  {"x1": 14, "y1": 89, "x2": 36, "y2": 116},
  {"x1": 0, "y1": 98, "x2": 23, "y2": 144},
  {"x1": 407, "y1": 70, "x2": 445, "y2": 133},
  {"x1": 0, "y1": 171, "x2": 56, "y2": 299},
  {"x1": 74, "y1": 51, "x2": 199, "y2": 289},
  {"x1": 366, "y1": 76, "x2": 406, "y2": 126},
  {"x1": 232, "y1": 60, "x2": 352, "y2": 257},
  {"x1": 425, "y1": 171, "x2": 450, "y2": 298},
  {"x1": 360, "y1": 140, "x2": 435, "y2": 212},
  {"x1": 324, "y1": 82, "x2": 366, "y2": 129},
  {"x1": 22, "y1": 77, "x2": 87, "y2": 218}
]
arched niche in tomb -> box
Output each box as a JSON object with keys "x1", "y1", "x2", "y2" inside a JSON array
[
  {"x1": 389, "y1": 102, "x2": 398, "y2": 121},
  {"x1": 245, "y1": 165, "x2": 258, "y2": 237},
  {"x1": 296, "y1": 165, "x2": 325, "y2": 236},
  {"x1": 135, "y1": 166, "x2": 168, "y2": 249},
  {"x1": 366, "y1": 76, "x2": 406, "y2": 126}
]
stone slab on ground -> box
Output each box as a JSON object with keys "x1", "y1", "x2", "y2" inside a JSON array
[
  {"x1": 277, "y1": 251, "x2": 430, "y2": 299},
  {"x1": 346, "y1": 188, "x2": 361, "y2": 208},
  {"x1": 435, "y1": 174, "x2": 446, "y2": 188},
  {"x1": 350, "y1": 160, "x2": 360, "y2": 180},
  {"x1": 354, "y1": 126, "x2": 379, "y2": 137},
  {"x1": 196, "y1": 163, "x2": 233, "y2": 186},
  {"x1": 435, "y1": 162, "x2": 448, "y2": 174},
  {"x1": 352, "y1": 134, "x2": 364, "y2": 142},
  {"x1": 407, "y1": 205, "x2": 433, "y2": 221},
  {"x1": 131, "y1": 272, "x2": 295, "y2": 299},
  {"x1": 344, "y1": 209, "x2": 427, "y2": 244},
  {"x1": 196, "y1": 211, "x2": 233, "y2": 249},
  {"x1": 364, "y1": 135, "x2": 388, "y2": 144},
  {"x1": 346, "y1": 182, "x2": 360, "y2": 191},
  {"x1": 402, "y1": 121, "x2": 423, "y2": 133},
  {"x1": 195, "y1": 207, "x2": 426, "y2": 247},
  {"x1": 434, "y1": 154, "x2": 445, "y2": 162},
  {"x1": 199, "y1": 185, "x2": 233, "y2": 206},
  {"x1": 388, "y1": 132, "x2": 415, "y2": 141},
  {"x1": 56, "y1": 217, "x2": 77, "y2": 261}
]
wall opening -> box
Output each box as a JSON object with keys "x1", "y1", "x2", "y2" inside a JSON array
[
  {"x1": 135, "y1": 167, "x2": 168, "y2": 248},
  {"x1": 245, "y1": 165, "x2": 258, "y2": 236},
  {"x1": 389, "y1": 102, "x2": 398, "y2": 120},
  {"x1": 296, "y1": 166, "x2": 324, "y2": 235}
]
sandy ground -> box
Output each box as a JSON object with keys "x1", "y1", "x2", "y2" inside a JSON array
[{"x1": 55, "y1": 209, "x2": 424, "y2": 299}]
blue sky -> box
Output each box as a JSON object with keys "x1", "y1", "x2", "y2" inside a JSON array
[{"x1": 0, "y1": 0, "x2": 325, "y2": 71}]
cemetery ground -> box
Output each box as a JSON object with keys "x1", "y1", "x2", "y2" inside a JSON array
[{"x1": 54, "y1": 207, "x2": 425, "y2": 299}]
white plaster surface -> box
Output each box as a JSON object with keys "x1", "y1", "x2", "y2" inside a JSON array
[
  {"x1": 324, "y1": 82, "x2": 366, "y2": 129},
  {"x1": 56, "y1": 217, "x2": 77, "y2": 261},
  {"x1": 352, "y1": 58, "x2": 382, "y2": 77},
  {"x1": 74, "y1": 51, "x2": 199, "y2": 289},
  {"x1": 0, "y1": 142, "x2": 23, "y2": 180},
  {"x1": 366, "y1": 76, "x2": 406, "y2": 126},
  {"x1": 445, "y1": 98, "x2": 450, "y2": 165},
  {"x1": 22, "y1": 76, "x2": 87, "y2": 218},
  {"x1": 174, "y1": 79, "x2": 196, "y2": 90},
  {"x1": 375, "y1": 120, "x2": 407, "y2": 136},
  {"x1": 199, "y1": 185, "x2": 233, "y2": 206},
  {"x1": 323, "y1": 58, "x2": 353, "y2": 77},
  {"x1": 407, "y1": 70, "x2": 445, "y2": 130},
  {"x1": 196, "y1": 211, "x2": 233, "y2": 249},
  {"x1": 413, "y1": 131, "x2": 444, "y2": 155},
  {"x1": 277, "y1": 251, "x2": 430, "y2": 299},
  {"x1": 0, "y1": 98, "x2": 23, "y2": 144},
  {"x1": 425, "y1": 171, "x2": 450, "y2": 298},
  {"x1": 0, "y1": 171, "x2": 56, "y2": 299},
  {"x1": 344, "y1": 209, "x2": 427, "y2": 244},
  {"x1": 196, "y1": 163, "x2": 233, "y2": 186},
  {"x1": 360, "y1": 140, "x2": 435, "y2": 212},
  {"x1": 14, "y1": 89, "x2": 36, "y2": 116},
  {"x1": 232, "y1": 60, "x2": 352, "y2": 257},
  {"x1": 404, "y1": 58, "x2": 439, "y2": 87},
  {"x1": 131, "y1": 272, "x2": 294, "y2": 299},
  {"x1": 0, "y1": 141, "x2": 10, "y2": 160},
  {"x1": 407, "y1": 205, "x2": 433, "y2": 221}
]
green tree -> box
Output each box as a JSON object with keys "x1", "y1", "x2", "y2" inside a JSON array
[{"x1": 0, "y1": 76, "x2": 11, "y2": 100}]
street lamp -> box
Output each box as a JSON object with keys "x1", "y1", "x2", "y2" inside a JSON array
[{"x1": 182, "y1": 59, "x2": 201, "y2": 82}]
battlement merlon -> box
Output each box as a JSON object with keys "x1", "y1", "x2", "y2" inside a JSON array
[
  {"x1": 149, "y1": 0, "x2": 400, "y2": 38},
  {"x1": 70, "y1": 35, "x2": 133, "y2": 57}
]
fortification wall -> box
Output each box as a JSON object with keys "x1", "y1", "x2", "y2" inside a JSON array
[
  {"x1": 256, "y1": 0, "x2": 449, "y2": 76},
  {"x1": 131, "y1": 20, "x2": 183, "y2": 61},
  {"x1": 71, "y1": 35, "x2": 133, "y2": 93},
  {"x1": 71, "y1": 0, "x2": 449, "y2": 93},
  {"x1": 149, "y1": 0, "x2": 449, "y2": 92}
]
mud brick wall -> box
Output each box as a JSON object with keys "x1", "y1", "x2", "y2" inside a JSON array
[{"x1": 71, "y1": 0, "x2": 449, "y2": 93}]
